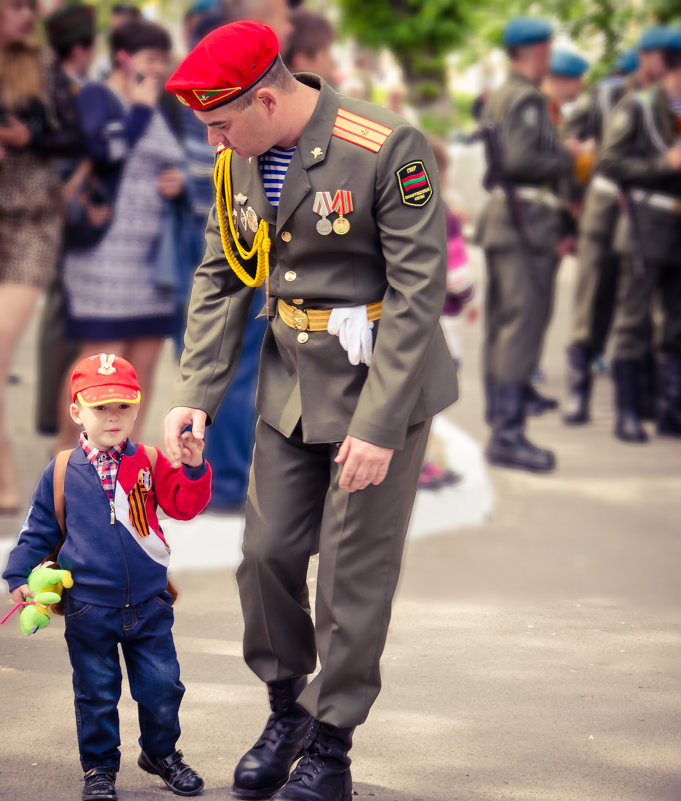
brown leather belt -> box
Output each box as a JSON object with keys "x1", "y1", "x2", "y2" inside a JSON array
[{"x1": 277, "y1": 299, "x2": 383, "y2": 332}]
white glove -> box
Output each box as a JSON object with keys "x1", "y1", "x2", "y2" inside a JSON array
[{"x1": 327, "y1": 305, "x2": 374, "y2": 366}]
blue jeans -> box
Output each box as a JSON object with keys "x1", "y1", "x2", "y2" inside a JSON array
[{"x1": 64, "y1": 592, "x2": 185, "y2": 772}]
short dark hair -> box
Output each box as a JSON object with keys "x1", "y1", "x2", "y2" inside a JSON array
[
  {"x1": 110, "y1": 20, "x2": 172, "y2": 58},
  {"x1": 54, "y1": 36, "x2": 95, "y2": 61},
  {"x1": 112, "y1": 3, "x2": 142, "y2": 16},
  {"x1": 284, "y1": 10, "x2": 335, "y2": 65},
  {"x1": 229, "y1": 55, "x2": 297, "y2": 111},
  {"x1": 662, "y1": 48, "x2": 681, "y2": 71}
]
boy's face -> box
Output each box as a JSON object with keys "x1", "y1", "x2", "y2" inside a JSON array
[{"x1": 70, "y1": 401, "x2": 140, "y2": 451}]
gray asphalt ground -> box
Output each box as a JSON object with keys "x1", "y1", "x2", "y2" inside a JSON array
[{"x1": 1, "y1": 252, "x2": 680, "y2": 801}]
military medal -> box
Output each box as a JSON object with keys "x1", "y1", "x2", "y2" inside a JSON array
[
  {"x1": 240, "y1": 207, "x2": 248, "y2": 230},
  {"x1": 232, "y1": 209, "x2": 240, "y2": 239},
  {"x1": 331, "y1": 189, "x2": 353, "y2": 235},
  {"x1": 246, "y1": 206, "x2": 259, "y2": 232},
  {"x1": 234, "y1": 192, "x2": 247, "y2": 205},
  {"x1": 313, "y1": 191, "x2": 333, "y2": 235}
]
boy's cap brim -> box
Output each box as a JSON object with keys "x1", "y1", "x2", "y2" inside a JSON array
[{"x1": 76, "y1": 388, "x2": 142, "y2": 407}]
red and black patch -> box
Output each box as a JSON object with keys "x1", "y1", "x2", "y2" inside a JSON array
[{"x1": 396, "y1": 161, "x2": 433, "y2": 207}]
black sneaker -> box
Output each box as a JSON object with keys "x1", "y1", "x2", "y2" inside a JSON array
[
  {"x1": 138, "y1": 749, "x2": 204, "y2": 796},
  {"x1": 83, "y1": 767, "x2": 117, "y2": 801}
]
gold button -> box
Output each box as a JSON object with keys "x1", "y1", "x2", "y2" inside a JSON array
[
  {"x1": 281, "y1": 231, "x2": 292, "y2": 243},
  {"x1": 297, "y1": 332, "x2": 309, "y2": 344},
  {"x1": 284, "y1": 271, "x2": 297, "y2": 282},
  {"x1": 292, "y1": 298, "x2": 304, "y2": 305}
]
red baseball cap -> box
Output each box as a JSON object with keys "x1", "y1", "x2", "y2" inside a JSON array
[
  {"x1": 166, "y1": 21, "x2": 279, "y2": 111},
  {"x1": 71, "y1": 353, "x2": 141, "y2": 407}
]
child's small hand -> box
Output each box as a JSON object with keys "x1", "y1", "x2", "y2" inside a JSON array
[
  {"x1": 180, "y1": 430, "x2": 205, "y2": 468},
  {"x1": 10, "y1": 585, "x2": 32, "y2": 606}
]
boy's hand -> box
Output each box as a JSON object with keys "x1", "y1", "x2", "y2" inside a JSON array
[
  {"x1": 164, "y1": 407, "x2": 207, "y2": 468},
  {"x1": 180, "y1": 430, "x2": 205, "y2": 468},
  {"x1": 10, "y1": 585, "x2": 32, "y2": 605}
]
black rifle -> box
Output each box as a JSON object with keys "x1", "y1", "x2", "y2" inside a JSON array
[{"x1": 470, "y1": 123, "x2": 541, "y2": 282}]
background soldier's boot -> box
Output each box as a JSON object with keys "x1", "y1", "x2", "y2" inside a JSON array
[
  {"x1": 233, "y1": 677, "x2": 312, "y2": 799},
  {"x1": 271, "y1": 721, "x2": 353, "y2": 801},
  {"x1": 613, "y1": 360, "x2": 648, "y2": 443},
  {"x1": 639, "y1": 351, "x2": 657, "y2": 421},
  {"x1": 656, "y1": 354, "x2": 681, "y2": 437},
  {"x1": 484, "y1": 376, "x2": 496, "y2": 424},
  {"x1": 485, "y1": 382, "x2": 556, "y2": 473},
  {"x1": 524, "y1": 382, "x2": 559, "y2": 416},
  {"x1": 563, "y1": 344, "x2": 593, "y2": 425}
]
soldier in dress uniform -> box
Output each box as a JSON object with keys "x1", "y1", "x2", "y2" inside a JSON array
[
  {"x1": 598, "y1": 27, "x2": 681, "y2": 442},
  {"x1": 476, "y1": 17, "x2": 581, "y2": 472},
  {"x1": 562, "y1": 27, "x2": 669, "y2": 425},
  {"x1": 163, "y1": 21, "x2": 457, "y2": 801}
]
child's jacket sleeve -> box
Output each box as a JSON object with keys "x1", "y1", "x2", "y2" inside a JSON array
[
  {"x1": 2, "y1": 460, "x2": 63, "y2": 592},
  {"x1": 150, "y1": 448, "x2": 212, "y2": 521}
]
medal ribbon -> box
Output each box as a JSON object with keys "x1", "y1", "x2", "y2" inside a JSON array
[
  {"x1": 313, "y1": 192, "x2": 333, "y2": 217},
  {"x1": 331, "y1": 190, "x2": 353, "y2": 216}
]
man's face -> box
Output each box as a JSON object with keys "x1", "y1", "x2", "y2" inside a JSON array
[
  {"x1": 553, "y1": 75, "x2": 583, "y2": 104},
  {"x1": 197, "y1": 93, "x2": 278, "y2": 158},
  {"x1": 640, "y1": 49, "x2": 666, "y2": 83},
  {"x1": 291, "y1": 44, "x2": 336, "y2": 85}
]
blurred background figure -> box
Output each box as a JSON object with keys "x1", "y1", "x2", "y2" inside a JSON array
[
  {"x1": 92, "y1": 2, "x2": 143, "y2": 81},
  {"x1": 543, "y1": 49, "x2": 589, "y2": 125},
  {"x1": 35, "y1": 3, "x2": 95, "y2": 437},
  {"x1": 283, "y1": 8, "x2": 337, "y2": 85},
  {"x1": 0, "y1": 0, "x2": 82, "y2": 512},
  {"x1": 56, "y1": 19, "x2": 187, "y2": 450}
]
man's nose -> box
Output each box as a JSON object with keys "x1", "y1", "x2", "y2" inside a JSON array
[{"x1": 206, "y1": 127, "x2": 224, "y2": 147}]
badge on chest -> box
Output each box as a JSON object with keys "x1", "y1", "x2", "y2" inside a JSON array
[{"x1": 312, "y1": 189, "x2": 354, "y2": 236}]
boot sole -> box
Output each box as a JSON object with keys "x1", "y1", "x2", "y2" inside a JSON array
[
  {"x1": 138, "y1": 755, "x2": 204, "y2": 797},
  {"x1": 486, "y1": 453, "x2": 556, "y2": 473},
  {"x1": 231, "y1": 777, "x2": 288, "y2": 800}
]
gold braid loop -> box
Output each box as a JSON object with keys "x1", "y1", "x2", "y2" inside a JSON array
[{"x1": 214, "y1": 149, "x2": 271, "y2": 288}]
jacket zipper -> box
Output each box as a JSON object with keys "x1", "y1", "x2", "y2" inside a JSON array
[{"x1": 109, "y1": 499, "x2": 115, "y2": 525}]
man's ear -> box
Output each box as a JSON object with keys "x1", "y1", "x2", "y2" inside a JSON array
[{"x1": 255, "y1": 88, "x2": 278, "y2": 115}]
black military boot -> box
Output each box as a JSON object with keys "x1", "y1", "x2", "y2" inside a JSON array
[
  {"x1": 83, "y1": 767, "x2": 117, "y2": 801},
  {"x1": 486, "y1": 382, "x2": 556, "y2": 473},
  {"x1": 563, "y1": 344, "x2": 593, "y2": 425},
  {"x1": 637, "y1": 351, "x2": 657, "y2": 421},
  {"x1": 524, "y1": 382, "x2": 559, "y2": 416},
  {"x1": 271, "y1": 721, "x2": 354, "y2": 801},
  {"x1": 138, "y1": 750, "x2": 204, "y2": 796},
  {"x1": 612, "y1": 360, "x2": 648, "y2": 443},
  {"x1": 656, "y1": 354, "x2": 681, "y2": 436},
  {"x1": 233, "y1": 677, "x2": 312, "y2": 799}
]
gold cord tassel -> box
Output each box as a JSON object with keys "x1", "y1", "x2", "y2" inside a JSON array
[{"x1": 213, "y1": 149, "x2": 271, "y2": 287}]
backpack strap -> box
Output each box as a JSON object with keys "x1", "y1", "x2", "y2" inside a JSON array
[
  {"x1": 142, "y1": 444, "x2": 158, "y2": 474},
  {"x1": 41, "y1": 448, "x2": 74, "y2": 567}
]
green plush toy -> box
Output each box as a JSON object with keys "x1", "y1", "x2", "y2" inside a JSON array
[{"x1": 17, "y1": 567, "x2": 73, "y2": 636}]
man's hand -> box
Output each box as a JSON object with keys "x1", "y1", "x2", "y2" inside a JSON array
[
  {"x1": 179, "y1": 430, "x2": 204, "y2": 468},
  {"x1": 10, "y1": 584, "x2": 32, "y2": 606},
  {"x1": 335, "y1": 435, "x2": 394, "y2": 493},
  {"x1": 157, "y1": 168, "x2": 185, "y2": 199},
  {"x1": 164, "y1": 407, "x2": 207, "y2": 468}
]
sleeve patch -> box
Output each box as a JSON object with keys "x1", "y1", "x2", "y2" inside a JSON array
[{"x1": 396, "y1": 161, "x2": 433, "y2": 207}]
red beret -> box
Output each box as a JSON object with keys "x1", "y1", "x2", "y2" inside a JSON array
[{"x1": 166, "y1": 21, "x2": 279, "y2": 111}]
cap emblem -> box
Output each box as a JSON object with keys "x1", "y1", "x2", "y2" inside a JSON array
[
  {"x1": 97, "y1": 354, "x2": 117, "y2": 376},
  {"x1": 193, "y1": 87, "x2": 241, "y2": 107}
]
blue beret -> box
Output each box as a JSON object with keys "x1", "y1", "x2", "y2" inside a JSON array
[
  {"x1": 550, "y1": 50, "x2": 589, "y2": 78},
  {"x1": 503, "y1": 17, "x2": 553, "y2": 48},
  {"x1": 663, "y1": 27, "x2": 681, "y2": 53},
  {"x1": 189, "y1": 0, "x2": 219, "y2": 12},
  {"x1": 614, "y1": 49, "x2": 639, "y2": 75},
  {"x1": 638, "y1": 26, "x2": 668, "y2": 52}
]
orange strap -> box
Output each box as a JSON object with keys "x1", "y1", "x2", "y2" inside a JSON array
[{"x1": 53, "y1": 449, "x2": 73, "y2": 537}]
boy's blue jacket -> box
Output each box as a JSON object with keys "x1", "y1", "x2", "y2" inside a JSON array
[{"x1": 3, "y1": 441, "x2": 211, "y2": 607}]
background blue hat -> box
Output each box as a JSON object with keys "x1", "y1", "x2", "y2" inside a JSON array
[
  {"x1": 503, "y1": 17, "x2": 553, "y2": 48},
  {"x1": 663, "y1": 27, "x2": 681, "y2": 53},
  {"x1": 614, "y1": 49, "x2": 639, "y2": 75},
  {"x1": 638, "y1": 26, "x2": 668, "y2": 52},
  {"x1": 550, "y1": 49, "x2": 589, "y2": 78}
]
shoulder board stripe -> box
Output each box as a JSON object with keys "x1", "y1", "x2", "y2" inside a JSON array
[{"x1": 332, "y1": 107, "x2": 393, "y2": 152}]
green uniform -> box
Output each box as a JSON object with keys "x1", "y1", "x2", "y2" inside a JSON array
[
  {"x1": 599, "y1": 85, "x2": 681, "y2": 360},
  {"x1": 476, "y1": 72, "x2": 573, "y2": 383},
  {"x1": 173, "y1": 75, "x2": 457, "y2": 726}
]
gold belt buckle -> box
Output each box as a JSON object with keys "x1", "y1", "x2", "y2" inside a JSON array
[{"x1": 293, "y1": 308, "x2": 309, "y2": 331}]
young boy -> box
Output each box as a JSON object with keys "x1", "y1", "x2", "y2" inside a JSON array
[{"x1": 3, "y1": 353, "x2": 211, "y2": 801}]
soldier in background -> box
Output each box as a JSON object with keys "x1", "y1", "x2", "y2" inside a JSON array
[
  {"x1": 476, "y1": 17, "x2": 581, "y2": 472},
  {"x1": 598, "y1": 28, "x2": 681, "y2": 442},
  {"x1": 562, "y1": 27, "x2": 669, "y2": 425},
  {"x1": 284, "y1": 9, "x2": 337, "y2": 86}
]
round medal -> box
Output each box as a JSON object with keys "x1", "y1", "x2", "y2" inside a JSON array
[
  {"x1": 333, "y1": 216, "x2": 351, "y2": 235},
  {"x1": 246, "y1": 207, "x2": 259, "y2": 233},
  {"x1": 316, "y1": 217, "x2": 333, "y2": 235},
  {"x1": 240, "y1": 208, "x2": 248, "y2": 230}
]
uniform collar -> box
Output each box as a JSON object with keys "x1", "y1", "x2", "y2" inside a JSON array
[{"x1": 290, "y1": 73, "x2": 340, "y2": 170}]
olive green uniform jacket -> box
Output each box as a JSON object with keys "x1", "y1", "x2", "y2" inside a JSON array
[{"x1": 173, "y1": 75, "x2": 457, "y2": 451}]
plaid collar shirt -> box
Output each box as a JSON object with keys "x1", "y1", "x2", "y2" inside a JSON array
[{"x1": 79, "y1": 432, "x2": 127, "y2": 499}]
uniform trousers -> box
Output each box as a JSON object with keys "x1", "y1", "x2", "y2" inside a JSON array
[
  {"x1": 612, "y1": 256, "x2": 681, "y2": 360},
  {"x1": 483, "y1": 247, "x2": 560, "y2": 382},
  {"x1": 570, "y1": 234, "x2": 620, "y2": 355},
  {"x1": 236, "y1": 416, "x2": 430, "y2": 729},
  {"x1": 64, "y1": 592, "x2": 185, "y2": 772}
]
